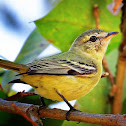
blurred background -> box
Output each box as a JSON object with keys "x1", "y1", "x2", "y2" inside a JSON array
[
  {"x1": 0, "y1": 0, "x2": 61, "y2": 62},
  {"x1": 0, "y1": 0, "x2": 124, "y2": 126},
  {"x1": 0, "y1": 0, "x2": 75, "y2": 113},
  {"x1": 0, "y1": 0, "x2": 60, "y2": 91}
]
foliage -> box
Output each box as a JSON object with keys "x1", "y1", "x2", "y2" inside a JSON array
[
  {"x1": 0, "y1": 0, "x2": 125, "y2": 126},
  {"x1": 35, "y1": 0, "x2": 121, "y2": 54},
  {"x1": 1, "y1": 29, "x2": 49, "y2": 93}
]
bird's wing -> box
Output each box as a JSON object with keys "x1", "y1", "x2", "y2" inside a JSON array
[{"x1": 26, "y1": 59, "x2": 97, "y2": 75}]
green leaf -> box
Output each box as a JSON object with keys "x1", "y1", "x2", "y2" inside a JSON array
[
  {"x1": 0, "y1": 90, "x2": 7, "y2": 99},
  {"x1": 43, "y1": 118, "x2": 63, "y2": 126},
  {"x1": 106, "y1": 49, "x2": 119, "y2": 76},
  {"x1": 0, "y1": 90, "x2": 10, "y2": 126},
  {"x1": 0, "y1": 113, "x2": 32, "y2": 126},
  {"x1": 1, "y1": 29, "x2": 49, "y2": 93},
  {"x1": 122, "y1": 69, "x2": 126, "y2": 113},
  {"x1": 105, "y1": 49, "x2": 126, "y2": 114},
  {"x1": 15, "y1": 29, "x2": 49, "y2": 64},
  {"x1": 123, "y1": 72, "x2": 126, "y2": 99},
  {"x1": 106, "y1": 50, "x2": 126, "y2": 114},
  {"x1": 1, "y1": 71, "x2": 16, "y2": 94},
  {"x1": 122, "y1": 97, "x2": 126, "y2": 114},
  {"x1": 0, "y1": 112, "x2": 11, "y2": 126},
  {"x1": 35, "y1": 0, "x2": 121, "y2": 53}
]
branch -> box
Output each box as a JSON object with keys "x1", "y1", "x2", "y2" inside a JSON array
[
  {"x1": 11, "y1": 103, "x2": 40, "y2": 126},
  {"x1": 93, "y1": 4, "x2": 116, "y2": 97},
  {"x1": 102, "y1": 57, "x2": 115, "y2": 86},
  {"x1": 93, "y1": 4, "x2": 100, "y2": 29},
  {"x1": 5, "y1": 91, "x2": 36, "y2": 101},
  {"x1": 0, "y1": 98, "x2": 126, "y2": 126},
  {"x1": 112, "y1": 0, "x2": 126, "y2": 114},
  {"x1": 0, "y1": 98, "x2": 42, "y2": 125}
]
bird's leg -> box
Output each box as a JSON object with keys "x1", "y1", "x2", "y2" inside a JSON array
[
  {"x1": 39, "y1": 96, "x2": 46, "y2": 110},
  {"x1": 56, "y1": 91, "x2": 80, "y2": 121},
  {"x1": 38, "y1": 97, "x2": 46, "y2": 120}
]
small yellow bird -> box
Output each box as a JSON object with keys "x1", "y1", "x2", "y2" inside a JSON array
[{"x1": 0, "y1": 29, "x2": 118, "y2": 102}]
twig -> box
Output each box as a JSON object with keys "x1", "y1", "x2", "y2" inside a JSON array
[
  {"x1": 112, "y1": 0, "x2": 126, "y2": 114},
  {"x1": 11, "y1": 103, "x2": 39, "y2": 126},
  {"x1": 101, "y1": 72, "x2": 109, "y2": 78},
  {"x1": 0, "y1": 98, "x2": 126, "y2": 126},
  {"x1": 93, "y1": 4, "x2": 100, "y2": 29},
  {"x1": 112, "y1": 58, "x2": 126, "y2": 114},
  {"x1": 102, "y1": 57, "x2": 115, "y2": 86},
  {"x1": 93, "y1": 4, "x2": 116, "y2": 97},
  {"x1": 5, "y1": 91, "x2": 36, "y2": 101}
]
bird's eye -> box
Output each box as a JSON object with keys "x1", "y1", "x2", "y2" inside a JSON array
[{"x1": 90, "y1": 36, "x2": 97, "y2": 42}]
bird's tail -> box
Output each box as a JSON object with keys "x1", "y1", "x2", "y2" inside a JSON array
[{"x1": 0, "y1": 59, "x2": 29, "y2": 73}]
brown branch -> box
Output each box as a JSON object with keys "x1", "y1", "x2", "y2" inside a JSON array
[
  {"x1": 39, "y1": 108, "x2": 126, "y2": 126},
  {"x1": 93, "y1": 4, "x2": 116, "y2": 96},
  {"x1": 112, "y1": 0, "x2": 126, "y2": 114},
  {"x1": 0, "y1": 98, "x2": 126, "y2": 126},
  {"x1": 11, "y1": 103, "x2": 39, "y2": 126},
  {"x1": 102, "y1": 57, "x2": 115, "y2": 86},
  {"x1": 5, "y1": 91, "x2": 36, "y2": 101},
  {"x1": 0, "y1": 98, "x2": 42, "y2": 126},
  {"x1": 112, "y1": 59, "x2": 126, "y2": 114},
  {"x1": 93, "y1": 4, "x2": 100, "y2": 29}
]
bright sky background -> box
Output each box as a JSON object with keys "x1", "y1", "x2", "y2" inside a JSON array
[{"x1": 0, "y1": 0, "x2": 76, "y2": 110}]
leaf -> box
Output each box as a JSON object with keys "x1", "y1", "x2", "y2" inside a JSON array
[
  {"x1": 35, "y1": 0, "x2": 121, "y2": 53},
  {"x1": 106, "y1": 49, "x2": 126, "y2": 114},
  {"x1": 0, "y1": 113, "x2": 32, "y2": 126},
  {"x1": 122, "y1": 97, "x2": 126, "y2": 114},
  {"x1": 43, "y1": 118, "x2": 63, "y2": 126},
  {"x1": 1, "y1": 71, "x2": 16, "y2": 94},
  {"x1": 0, "y1": 89, "x2": 11, "y2": 125},
  {"x1": 122, "y1": 68, "x2": 126, "y2": 114},
  {"x1": 0, "y1": 89, "x2": 10, "y2": 126},
  {"x1": 0, "y1": 111, "x2": 11, "y2": 126},
  {"x1": 15, "y1": 29, "x2": 49, "y2": 64},
  {"x1": 1, "y1": 29, "x2": 49, "y2": 93}
]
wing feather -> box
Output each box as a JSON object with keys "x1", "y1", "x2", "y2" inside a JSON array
[{"x1": 26, "y1": 59, "x2": 97, "y2": 75}]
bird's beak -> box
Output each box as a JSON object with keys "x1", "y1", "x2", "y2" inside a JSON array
[{"x1": 103, "y1": 31, "x2": 119, "y2": 41}]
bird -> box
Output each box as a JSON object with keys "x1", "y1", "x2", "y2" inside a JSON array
[{"x1": 0, "y1": 29, "x2": 118, "y2": 103}]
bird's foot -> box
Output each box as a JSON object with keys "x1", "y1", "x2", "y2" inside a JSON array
[
  {"x1": 55, "y1": 90, "x2": 81, "y2": 121},
  {"x1": 39, "y1": 96, "x2": 46, "y2": 110},
  {"x1": 66, "y1": 105, "x2": 81, "y2": 121}
]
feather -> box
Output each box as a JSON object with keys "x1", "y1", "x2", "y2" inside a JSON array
[{"x1": 26, "y1": 58, "x2": 97, "y2": 75}]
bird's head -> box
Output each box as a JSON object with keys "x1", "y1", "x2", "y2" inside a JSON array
[{"x1": 70, "y1": 29, "x2": 118, "y2": 60}]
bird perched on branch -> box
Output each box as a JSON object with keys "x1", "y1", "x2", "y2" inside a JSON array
[{"x1": 0, "y1": 29, "x2": 118, "y2": 103}]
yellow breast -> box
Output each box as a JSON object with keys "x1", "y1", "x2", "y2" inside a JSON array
[{"x1": 21, "y1": 70, "x2": 101, "y2": 101}]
